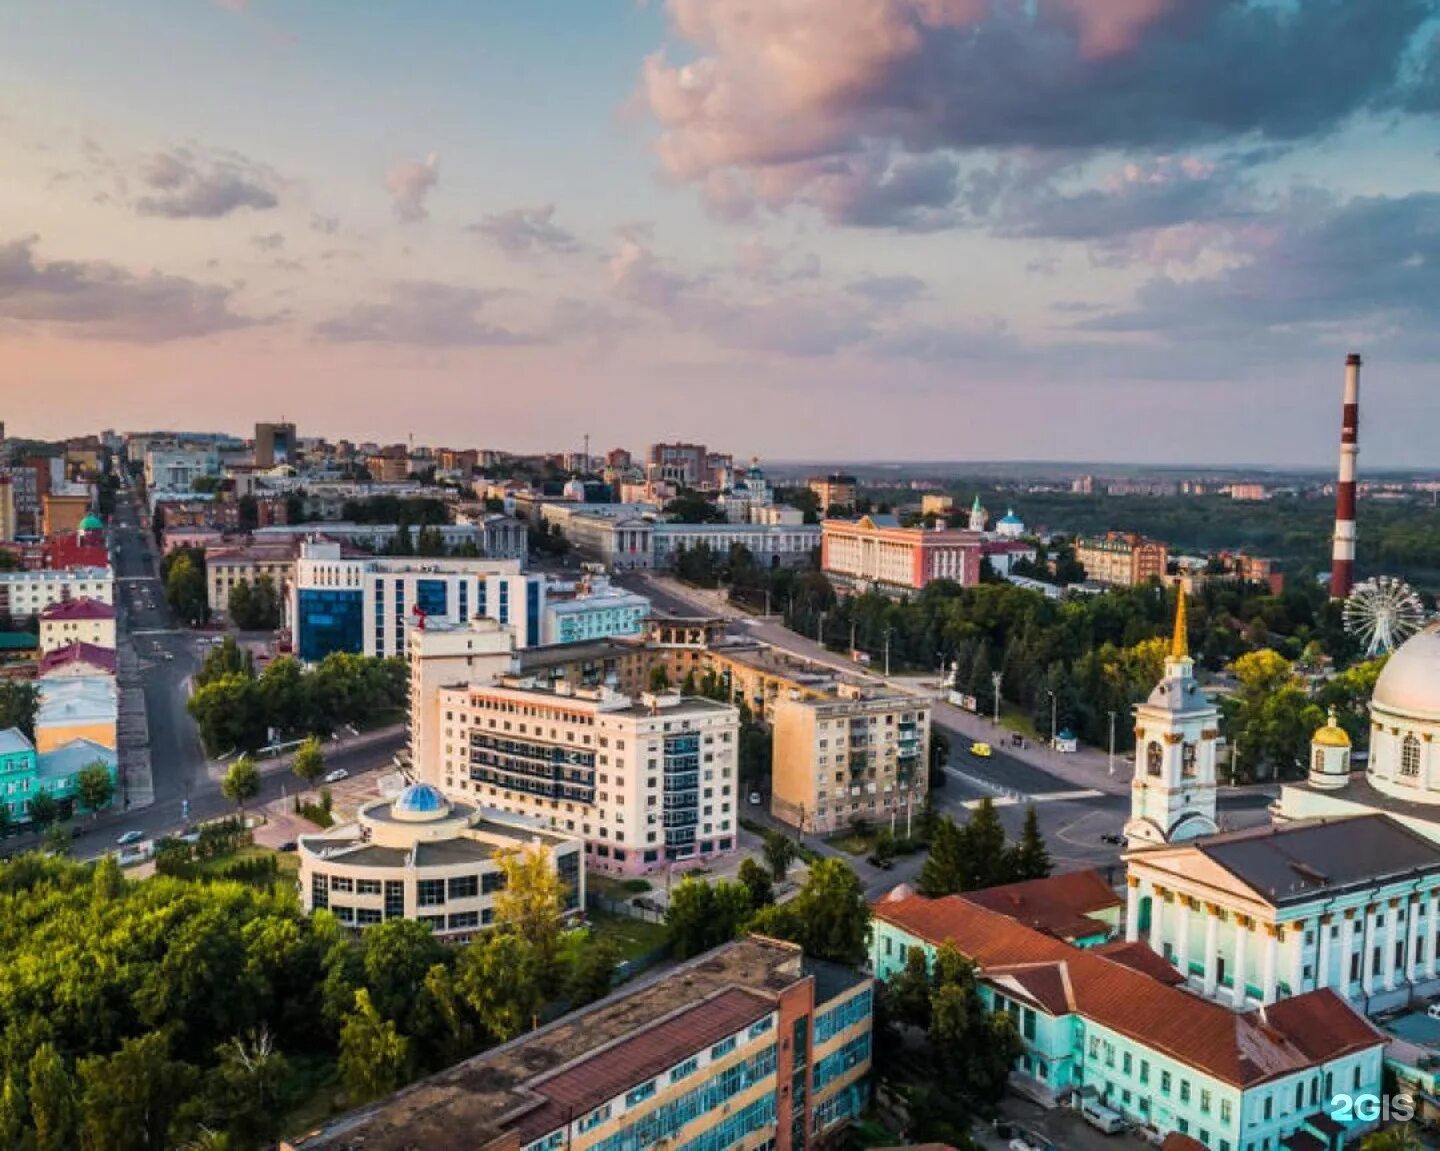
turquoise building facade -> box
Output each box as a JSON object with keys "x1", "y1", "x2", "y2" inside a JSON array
[{"x1": 0, "y1": 727, "x2": 117, "y2": 822}]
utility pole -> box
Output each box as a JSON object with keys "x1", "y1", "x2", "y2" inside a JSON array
[
  {"x1": 850, "y1": 620, "x2": 857, "y2": 653},
  {"x1": 883, "y1": 628, "x2": 892, "y2": 679},
  {"x1": 1048, "y1": 689, "x2": 1057, "y2": 748},
  {"x1": 992, "y1": 671, "x2": 1003, "y2": 725},
  {"x1": 816, "y1": 610, "x2": 827, "y2": 646},
  {"x1": 1107, "y1": 710, "x2": 1117, "y2": 776}
]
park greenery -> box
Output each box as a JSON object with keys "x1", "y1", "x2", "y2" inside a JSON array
[
  {"x1": 0, "y1": 841, "x2": 616, "y2": 1150},
  {"x1": 918, "y1": 799, "x2": 1050, "y2": 897},
  {"x1": 187, "y1": 640, "x2": 407, "y2": 755}
]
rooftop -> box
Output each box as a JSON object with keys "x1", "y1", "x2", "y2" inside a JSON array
[
  {"x1": 39, "y1": 597, "x2": 115, "y2": 622},
  {"x1": 875, "y1": 893, "x2": 1383, "y2": 1088},
  {"x1": 964, "y1": 869, "x2": 1122, "y2": 941},
  {"x1": 37, "y1": 738, "x2": 115, "y2": 779},
  {"x1": 285, "y1": 936, "x2": 816, "y2": 1151},
  {"x1": 38, "y1": 642, "x2": 117, "y2": 677},
  {"x1": 0, "y1": 728, "x2": 35, "y2": 757}
]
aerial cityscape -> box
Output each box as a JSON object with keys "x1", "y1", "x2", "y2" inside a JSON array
[{"x1": 4, "y1": 4, "x2": 1440, "y2": 1151}]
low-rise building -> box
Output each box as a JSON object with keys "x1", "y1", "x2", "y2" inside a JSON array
[
  {"x1": 35, "y1": 676, "x2": 117, "y2": 753},
  {"x1": 430, "y1": 677, "x2": 740, "y2": 875},
  {"x1": 41, "y1": 488, "x2": 92, "y2": 537},
  {"x1": 0, "y1": 727, "x2": 117, "y2": 823},
  {"x1": 38, "y1": 597, "x2": 116, "y2": 654},
  {"x1": 38, "y1": 642, "x2": 116, "y2": 680},
  {"x1": 873, "y1": 886, "x2": 1386, "y2": 1149},
  {"x1": 205, "y1": 541, "x2": 300, "y2": 620},
  {"x1": 542, "y1": 575, "x2": 651, "y2": 645},
  {"x1": 821, "y1": 514, "x2": 982, "y2": 595},
  {"x1": 0, "y1": 567, "x2": 113, "y2": 622},
  {"x1": 282, "y1": 935, "x2": 874, "y2": 1151},
  {"x1": 1075, "y1": 532, "x2": 1170, "y2": 587},
  {"x1": 771, "y1": 687, "x2": 930, "y2": 834},
  {"x1": 297, "y1": 783, "x2": 583, "y2": 937}
]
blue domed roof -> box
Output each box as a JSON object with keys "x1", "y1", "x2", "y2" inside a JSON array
[
  {"x1": 393, "y1": 782, "x2": 447, "y2": 815},
  {"x1": 999, "y1": 509, "x2": 1023, "y2": 524}
]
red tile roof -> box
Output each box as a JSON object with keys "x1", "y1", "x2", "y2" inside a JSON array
[
  {"x1": 1093, "y1": 940, "x2": 1186, "y2": 985},
  {"x1": 1161, "y1": 1135, "x2": 1209, "y2": 1151},
  {"x1": 39, "y1": 596, "x2": 114, "y2": 622},
  {"x1": 964, "y1": 868, "x2": 1121, "y2": 941},
  {"x1": 1262, "y1": 990, "x2": 1385, "y2": 1064},
  {"x1": 874, "y1": 894, "x2": 1384, "y2": 1088},
  {"x1": 38, "y1": 642, "x2": 117, "y2": 677}
]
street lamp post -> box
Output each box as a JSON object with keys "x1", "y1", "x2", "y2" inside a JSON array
[
  {"x1": 992, "y1": 671, "x2": 1003, "y2": 726},
  {"x1": 1048, "y1": 690, "x2": 1057, "y2": 749},
  {"x1": 883, "y1": 628, "x2": 893, "y2": 678},
  {"x1": 1107, "y1": 710, "x2": 1116, "y2": 776},
  {"x1": 816, "y1": 610, "x2": 827, "y2": 646}
]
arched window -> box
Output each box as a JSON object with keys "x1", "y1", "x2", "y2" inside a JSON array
[
  {"x1": 1313, "y1": 749, "x2": 1325, "y2": 774},
  {"x1": 1401, "y1": 734, "x2": 1422, "y2": 778},
  {"x1": 1146, "y1": 741, "x2": 1163, "y2": 777},
  {"x1": 1182, "y1": 743, "x2": 1197, "y2": 778}
]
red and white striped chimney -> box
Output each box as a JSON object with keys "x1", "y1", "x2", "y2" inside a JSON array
[{"x1": 1330, "y1": 353, "x2": 1361, "y2": 600}]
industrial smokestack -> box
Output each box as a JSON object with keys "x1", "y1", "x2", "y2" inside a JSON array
[{"x1": 1330, "y1": 353, "x2": 1361, "y2": 600}]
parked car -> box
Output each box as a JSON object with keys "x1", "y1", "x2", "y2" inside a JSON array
[
  {"x1": 748, "y1": 790, "x2": 763, "y2": 805},
  {"x1": 116, "y1": 830, "x2": 143, "y2": 846},
  {"x1": 323, "y1": 768, "x2": 349, "y2": 783},
  {"x1": 1101, "y1": 833, "x2": 1128, "y2": 846},
  {"x1": 277, "y1": 841, "x2": 297, "y2": 853},
  {"x1": 970, "y1": 741, "x2": 993, "y2": 758}
]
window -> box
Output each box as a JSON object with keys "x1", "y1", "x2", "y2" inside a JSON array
[
  {"x1": 625, "y1": 1080, "x2": 656, "y2": 1107},
  {"x1": 482, "y1": 871, "x2": 507, "y2": 894},
  {"x1": 1402, "y1": 734, "x2": 1422, "y2": 777},
  {"x1": 1182, "y1": 742, "x2": 1197, "y2": 778},
  {"x1": 417, "y1": 879, "x2": 446, "y2": 907},
  {"x1": 1140, "y1": 1060, "x2": 1150, "y2": 1085},
  {"x1": 448, "y1": 911, "x2": 479, "y2": 930},
  {"x1": 1201, "y1": 1088, "x2": 1212, "y2": 1114},
  {"x1": 1220, "y1": 1099, "x2": 1232, "y2": 1124},
  {"x1": 671, "y1": 1057, "x2": 698, "y2": 1082},
  {"x1": 448, "y1": 875, "x2": 479, "y2": 900},
  {"x1": 1147, "y1": 741, "x2": 1163, "y2": 776},
  {"x1": 710, "y1": 1036, "x2": 737, "y2": 1060},
  {"x1": 1161, "y1": 1070, "x2": 1171, "y2": 1095},
  {"x1": 330, "y1": 876, "x2": 353, "y2": 893},
  {"x1": 357, "y1": 879, "x2": 381, "y2": 895},
  {"x1": 748, "y1": 1017, "x2": 773, "y2": 1039},
  {"x1": 579, "y1": 1103, "x2": 612, "y2": 1133},
  {"x1": 1180, "y1": 1080, "x2": 1191, "y2": 1104}
]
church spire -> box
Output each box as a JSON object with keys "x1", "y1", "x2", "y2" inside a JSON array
[{"x1": 1170, "y1": 591, "x2": 1190, "y2": 661}]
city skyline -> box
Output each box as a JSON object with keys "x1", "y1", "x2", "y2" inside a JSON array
[{"x1": 4, "y1": 1, "x2": 1440, "y2": 464}]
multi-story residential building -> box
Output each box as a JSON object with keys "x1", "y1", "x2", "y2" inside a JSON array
[
  {"x1": 547, "y1": 506, "x2": 820, "y2": 572},
  {"x1": 431, "y1": 678, "x2": 740, "y2": 875},
  {"x1": 872, "y1": 887, "x2": 1386, "y2": 1149},
  {"x1": 808, "y1": 473, "x2": 858, "y2": 513},
  {"x1": 0, "y1": 476, "x2": 14, "y2": 543},
  {"x1": 1124, "y1": 815, "x2": 1440, "y2": 1017},
  {"x1": 366, "y1": 453, "x2": 409, "y2": 483},
  {"x1": 206, "y1": 542, "x2": 300, "y2": 620},
  {"x1": 38, "y1": 597, "x2": 116, "y2": 654},
  {"x1": 771, "y1": 687, "x2": 929, "y2": 834},
  {"x1": 291, "y1": 539, "x2": 538, "y2": 660},
  {"x1": 254, "y1": 421, "x2": 297, "y2": 468},
  {"x1": 35, "y1": 676, "x2": 117, "y2": 753},
  {"x1": 1075, "y1": 532, "x2": 1170, "y2": 587},
  {"x1": 0, "y1": 567, "x2": 113, "y2": 622},
  {"x1": 283, "y1": 935, "x2": 873, "y2": 1151},
  {"x1": 542, "y1": 576, "x2": 651, "y2": 645},
  {"x1": 2, "y1": 464, "x2": 39, "y2": 535},
  {"x1": 407, "y1": 618, "x2": 518, "y2": 784},
  {"x1": 0, "y1": 727, "x2": 117, "y2": 823},
  {"x1": 821, "y1": 515, "x2": 981, "y2": 595},
  {"x1": 646, "y1": 441, "x2": 710, "y2": 488},
  {"x1": 297, "y1": 782, "x2": 583, "y2": 938}
]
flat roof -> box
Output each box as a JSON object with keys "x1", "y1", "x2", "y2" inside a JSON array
[{"x1": 284, "y1": 936, "x2": 811, "y2": 1151}]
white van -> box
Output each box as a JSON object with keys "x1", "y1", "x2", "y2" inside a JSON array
[{"x1": 1079, "y1": 1098, "x2": 1126, "y2": 1135}]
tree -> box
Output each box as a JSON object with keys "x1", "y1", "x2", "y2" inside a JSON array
[
  {"x1": 361, "y1": 918, "x2": 447, "y2": 1025},
  {"x1": 205, "y1": 1028, "x2": 289, "y2": 1149},
  {"x1": 649, "y1": 664, "x2": 671, "y2": 691},
  {"x1": 77, "y1": 1030, "x2": 196, "y2": 1151},
  {"x1": 737, "y1": 857, "x2": 774, "y2": 908},
  {"x1": 28, "y1": 1043, "x2": 77, "y2": 1151},
  {"x1": 75, "y1": 761, "x2": 115, "y2": 818},
  {"x1": 44, "y1": 823, "x2": 70, "y2": 856},
  {"x1": 27, "y1": 788, "x2": 59, "y2": 830},
  {"x1": 0, "y1": 803, "x2": 10, "y2": 840},
  {"x1": 196, "y1": 637, "x2": 253, "y2": 689},
  {"x1": 0, "y1": 680, "x2": 39, "y2": 740},
  {"x1": 221, "y1": 756, "x2": 261, "y2": 821},
  {"x1": 918, "y1": 815, "x2": 968, "y2": 897},
  {"x1": 962, "y1": 797, "x2": 1009, "y2": 890},
  {"x1": 885, "y1": 946, "x2": 933, "y2": 1031},
  {"x1": 566, "y1": 935, "x2": 621, "y2": 1007},
  {"x1": 1361, "y1": 1127, "x2": 1421, "y2": 1151},
  {"x1": 164, "y1": 550, "x2": 210, "y2": 626},
  {"x1": 749, "y1": 858, "x2": 870, "y2": 966},
  {"x1": 493, "y1": 846, "x2": 566, "y2": 988},
  {"x1": 927, "y1": 944, "x2": 1024, "y2": 1114},
  {"x1": 456, "y1": 931, "x2": 540, "y2": 1042},
  {"x1": 0, "y1": 1071, "x2": 25, "y2": 1151},
  {"x1": 226, "y1": 580, "x2": 254, "y2": 631},
  {"x1": 189, "y1": 675, "x2": 265, "y2": 756},
  {"x1": 762, "y1": 830, "x2": 797, "y2": 883},
  {"x1": 338, "y1": 989, "x2": 410, "y2": 1103},
  {"x1": 665, "y1": 877, "x2": 754, "y2": 960},
  {"x1": 291, "y1": 736, "x2": 325, "y2": 798},
  {"x1": 1008, "y1": 804, "x2": 1051, "y2": 881}
]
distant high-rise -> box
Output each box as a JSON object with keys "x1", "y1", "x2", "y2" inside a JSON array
[{"x1": 255, "y1": 421, "x2": 297, "y2": 468}]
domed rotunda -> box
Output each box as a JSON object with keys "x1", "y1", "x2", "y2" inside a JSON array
[{"x1": 1367, "y1": 621, "x2": 1440, "y2": 802}]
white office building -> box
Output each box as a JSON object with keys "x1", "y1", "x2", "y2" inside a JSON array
[
  {"x1": 541, "y1": 576, "x2": 650, "y2": 645},
  {"x1": 0, "y1": 568, "x2": 114, "y2": 622}
]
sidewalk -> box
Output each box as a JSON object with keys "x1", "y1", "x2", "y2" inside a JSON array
[{"x1": 204, "y1": 724, "x2": 407, "y2": 784}]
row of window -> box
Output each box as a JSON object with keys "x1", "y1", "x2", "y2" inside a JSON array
[
  {"x1": 812, "y1": 1033, "x2": 870, "y2": 1094},
  {"x1": 814, "y1": 989, "x2": 872, "y2": 1045}
]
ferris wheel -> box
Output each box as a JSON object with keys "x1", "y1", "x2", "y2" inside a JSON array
[{"x1": 1343, "y1": 576, "x2": 1428, "y2": 657}]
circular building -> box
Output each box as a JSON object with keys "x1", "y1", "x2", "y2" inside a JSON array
[{"x1": 1367, "y1": 622, "x2": 1440, "y2": 803}]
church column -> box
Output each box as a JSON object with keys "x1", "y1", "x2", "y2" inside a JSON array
[
  {"x1": 1176, "y1": 897, "x2": 1192, "y2": 981},
  {"x1": 1125, "y1": 876, "x2": 1141, "y2": 943},
  {"x1": 1407, "y1": 895, "x2": 1422, "y2": 985},
  {"x1": 1340, "y1": 910, "x2": 1357, "y2": 998},
  {"x1": 1231, "y1": 916, "x2": 1249, "y2": 1008},
  {"x1": 1386, "y1": 898, "x2": 1401, "y2": 992},
  {"x1": 1262, "y1": 925, "x2": 1280, "y2": 1005},
  {"x1": 1318, "y1": 914, "x2": 1334, "y2": 991},
  {"x1": 1203, "y1": 905, "x2": 1220, "y2": 997},
  {"x1": 1428, "y1": 889, "x2": 1439, "y2": 981},
  {"x1": 1361, "y1": 904, "x2": 1377, "y2": 997},
  {"x1": 1288, "y1": 920, "x2": 1305, "y2": 995},
  {"x1": 1151, "y1": 887, "x2": 1167, "y2": 956}
]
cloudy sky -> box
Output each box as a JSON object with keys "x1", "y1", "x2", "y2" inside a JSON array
[{"x1": 3, "y1": 0, "x2": 1440, "y2": 465}]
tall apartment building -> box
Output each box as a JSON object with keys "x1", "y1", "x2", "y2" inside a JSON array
[
  {"x1": 772, "y1": 687, "x2": 930, "y2": 835},
  {"x1": 284, "y1": 935, "x2": 874, "y2": 1151},
  {"x1": 1075, "y1": 532, "x2": 1170, "y2": 587},
  {"x1": 407, "y1": 618, "x2": 518, "y2": 785},
  {"x1": 430, "y1": 677, "x2": 740, "y2": 874},
  {"x1": 646, "y1": 441, "x2": 709, "y2": 489},
  {"x1": 254, "y1": 421, "x2": 297, "y2": 468},
  {"x1": 291, "y1": 539, "x2": 539, "y2": 660},
  {"x1": 808, "y1": 473, "x2": 858, "y2": 513},
  {"x1": 821, "y1": 515, "x2": 981, "y2": 595},
  {"x1": 0, "y1": 476, "x2": 14, "y2": 543}
]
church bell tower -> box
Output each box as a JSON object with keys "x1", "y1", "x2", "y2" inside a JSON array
[{"x1": 1124, "y1": 594, "x2": 1220, "y2": 847}]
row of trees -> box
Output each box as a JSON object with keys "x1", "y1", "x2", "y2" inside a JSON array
[
  {"x1": 0, "y1": 841, "x2": 610, "y2": 1150},
  {"x1": 188, "y1": 641, "x2": 407, "y2": 755},
  {"x1": 918, "y1": 800, "x2": 1050, "y2": 897}
]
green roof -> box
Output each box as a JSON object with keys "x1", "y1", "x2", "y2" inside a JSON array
[
  {"x1": 79, "y1": 513, "x2": 104, "y2": 530},
  {"x1": 0, "y1": 633, "x2": 38, "y2": 651}
]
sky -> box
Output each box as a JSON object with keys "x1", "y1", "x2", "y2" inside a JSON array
[{"x1": 2, "y1": 0, "x2": 1440, "y2": 466}]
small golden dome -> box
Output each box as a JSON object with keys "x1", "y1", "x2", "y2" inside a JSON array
[{"x1": 1312, "y1": 709, "x2": 1352, "y2": 749}]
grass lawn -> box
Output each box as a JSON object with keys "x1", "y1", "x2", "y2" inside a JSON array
[
  {"x1": 825, "y1": 831, "x2": 874, "y2": 855},
  {"x1": 192, "y1": 843, "x2": 300, "y2": 882},
  {"x1": 587, "y1": 873, "x2": 651, "y2": 901},
  {"x1": 585, "y1": 910, "x2": 669, "y2": 961}
]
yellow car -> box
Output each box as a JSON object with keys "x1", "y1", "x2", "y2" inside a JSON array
[{"x1": 970, "y1": 742, "x2": 993, "y2": 758}]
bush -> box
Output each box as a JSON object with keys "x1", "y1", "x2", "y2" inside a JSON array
[{"x1": 620, "y1": 878, "x2": 652, "y2": 894}]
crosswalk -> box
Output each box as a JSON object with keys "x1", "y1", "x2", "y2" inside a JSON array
[{"x1": 957, "y1": 789, "x2": 1104, "y2": 811}]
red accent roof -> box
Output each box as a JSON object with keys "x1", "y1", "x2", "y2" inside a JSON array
[
  {"x1": 42, "y1": 535, "x2": 109, "y2": 571},
  {"x1": 38, "y1": 642, "x2": 117, "y2": 677},
  {"x1": 1093, "y1": 940, "x2": 1187, "y2": 986},
  {"x1": 964, "y1": 868, "x2": 1121, "y2": 941},
  {"x1": 1161, "y1": 1135, "x2": 1209, "y2": 1151},
  {"x1": 40, "y1": 596, "x2": 114, "y2": 622},
  {"x1": 874, "y1": 894, "x2": 1385, "y2": 1088}
]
